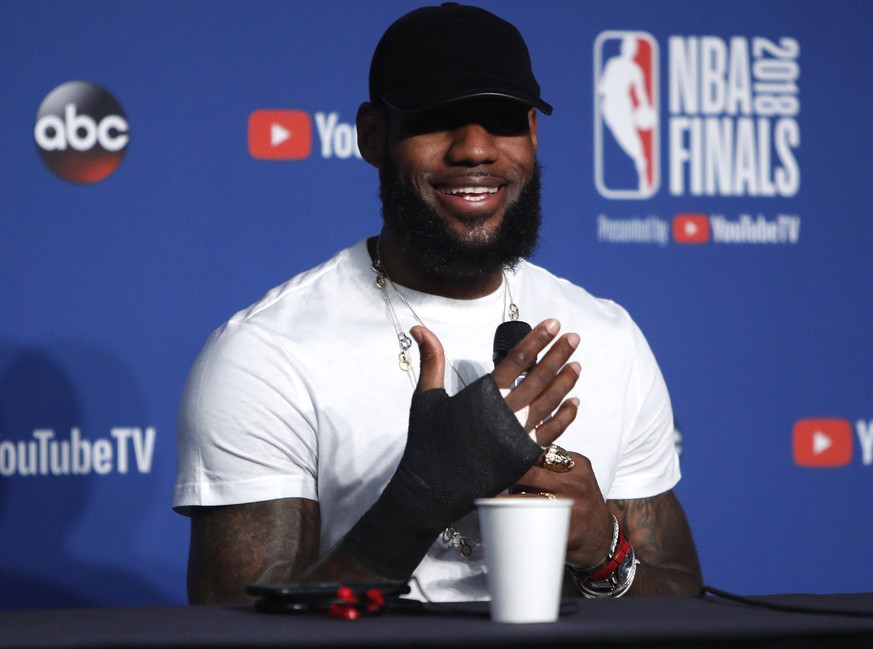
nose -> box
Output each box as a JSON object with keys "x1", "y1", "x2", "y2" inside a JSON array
[{"x1": 445, "y1": 122, "x2": 499, "y2": 166}]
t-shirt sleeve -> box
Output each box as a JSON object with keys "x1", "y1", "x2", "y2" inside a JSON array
[
  {"x1": 173, "y1": 320, "x2": 318, "y2": 514},
  {"x1": 607, "y1": 320, "x2": 681, "y2": 500}
]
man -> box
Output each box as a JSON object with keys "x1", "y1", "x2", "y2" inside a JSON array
[{"x1": 174, "y1": 3, "x2": 702, "y2": 604}]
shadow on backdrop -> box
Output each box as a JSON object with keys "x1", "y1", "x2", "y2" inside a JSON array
[{"x1": 0, "y1": 343, "x2": 171, "y2": 609}]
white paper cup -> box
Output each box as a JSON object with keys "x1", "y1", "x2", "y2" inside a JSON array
[{"x1": 475, "y1": 497, "x2": 573, "y2": 623}]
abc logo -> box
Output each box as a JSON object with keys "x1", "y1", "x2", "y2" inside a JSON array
[{"x1": 34, "y1": 81, "x2": 129, "y2": 184}]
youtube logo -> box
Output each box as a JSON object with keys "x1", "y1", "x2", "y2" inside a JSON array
[
  {"x1": 673, "y1": 214, "x2": 710, "y2": 244},
  {"x1": 793, "y1": 419, "x2": 853, "y2": 467},
  {"x1": 248, "y1": 110, "x2": 312, "y2": 160}
]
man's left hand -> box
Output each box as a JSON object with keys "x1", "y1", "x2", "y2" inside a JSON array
[{"x1": 514, "y1": 451, "x2": 613, "y2": 569}]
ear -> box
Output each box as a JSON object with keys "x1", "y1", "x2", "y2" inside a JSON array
[
  {"x1": 356, "y1": 102, "x2": 388, "y2": 168},
  {"x1": 528, "y1": 108, "x2": 538, "y2": 152}
]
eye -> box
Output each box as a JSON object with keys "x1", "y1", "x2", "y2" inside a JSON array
[
  {"x1": 393, "y1": 100, "x2": 530, "y2": 137},
  {"x1": 480, "y1": 105, "x2": 530, "y2": 136},
  {"x1": 411, "y1": 110, "x2": 454, "y2": 133}
]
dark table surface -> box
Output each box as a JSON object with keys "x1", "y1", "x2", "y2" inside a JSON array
[{"x1": 2, "y1": 592, "x2": 873, "y2": 649}]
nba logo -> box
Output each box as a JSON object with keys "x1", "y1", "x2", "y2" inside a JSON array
[{"x1": 594, "y1": 31, "x2": 659, "y2": 199}]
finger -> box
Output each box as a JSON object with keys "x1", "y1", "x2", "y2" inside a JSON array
[
  {"x1": 530, "y1": 395, "x2": 580, "y2": 447},
  {"x1": 514, "y1": 451, "x2": 589, "y2": 492},
  {"x1": 491, "y1": 319, "x2": 560, "y2": 389},
  {"x1": 504, "y1": 332, "x2": 580, "y2": 411},
  {"x1": 513, "y1": 466, "x2": 563, "y2": 493},
  {"x1": 504, "y1": 352, "x2": 580, "y2": 430},
  {"x1": 517, "y1": 361, "x2": 581, "y2": 432},
  {"x1": 410, "y1": 325, "x2": 445, "y2": 393}
]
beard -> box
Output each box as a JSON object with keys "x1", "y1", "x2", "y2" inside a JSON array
[{"x1": 378, "y1": 160, "x2": 542, "y2": 279}]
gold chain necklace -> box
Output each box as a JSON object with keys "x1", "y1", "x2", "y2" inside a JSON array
[{"x1": 371, "y1": 237, "x2": 518, "y2": 388}]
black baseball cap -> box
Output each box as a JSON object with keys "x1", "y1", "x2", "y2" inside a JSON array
[{"x1": 369, "y1": 2, "x2": 553, "y2": 115}]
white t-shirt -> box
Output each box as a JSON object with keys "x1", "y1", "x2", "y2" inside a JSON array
[{"x1": 174, "y1": 239, "x2": 680, "y2": 601}]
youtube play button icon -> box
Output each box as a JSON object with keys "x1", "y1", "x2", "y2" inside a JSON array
[
  {"x1": 248, "y1": 110, "x2": 312, "y2": 160},
  {"x1": 672, "y1": 214, "x2": 711, "y2": 244},
  {"x1": 793, "y1": 419, "x2": 853, "y2": 467},
  {"x1": 271, "y1": 123, "x2": 291, "y2": 147}
]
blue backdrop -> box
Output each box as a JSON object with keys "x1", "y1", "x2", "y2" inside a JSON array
[{"x1": 1, "y1": 0, "x2": 871, "y2": 608}]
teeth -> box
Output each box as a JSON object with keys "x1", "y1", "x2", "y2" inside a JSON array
[{"x1": 442, "y1": 186, "x2": 499, "y2": 196}]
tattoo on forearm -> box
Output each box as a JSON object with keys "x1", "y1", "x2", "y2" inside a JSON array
[
  {"x1": 188, "y1": 499, "x2": 320, "y2": 604},
  {"x1": 609, "y1": 492, "x2": 702, "y2": 595}
]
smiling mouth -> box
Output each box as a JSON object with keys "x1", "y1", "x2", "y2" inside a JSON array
[{"x1": 437, "y1": 185, "x2": 501, "y2": 202}]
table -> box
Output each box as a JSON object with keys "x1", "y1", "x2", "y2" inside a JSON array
[{"x1": 2, "y1": 593, "x2": 873, "y2": 648}]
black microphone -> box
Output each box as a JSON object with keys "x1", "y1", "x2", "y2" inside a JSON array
[{"x1": 493, "y1": 320, "x2": 535, "y2": 386}]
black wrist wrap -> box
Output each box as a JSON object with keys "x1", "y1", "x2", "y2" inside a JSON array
[{"x1": 343, "y1": 375, "x2": 543, "y2": 581}]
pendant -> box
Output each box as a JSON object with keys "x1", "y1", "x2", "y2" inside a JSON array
[
  {"x1": 398, "y1": 333, "x2": 413, "y2": 371},
  {"x1": 443, "y1": 526, "x2": 478, "y2": 558}
]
